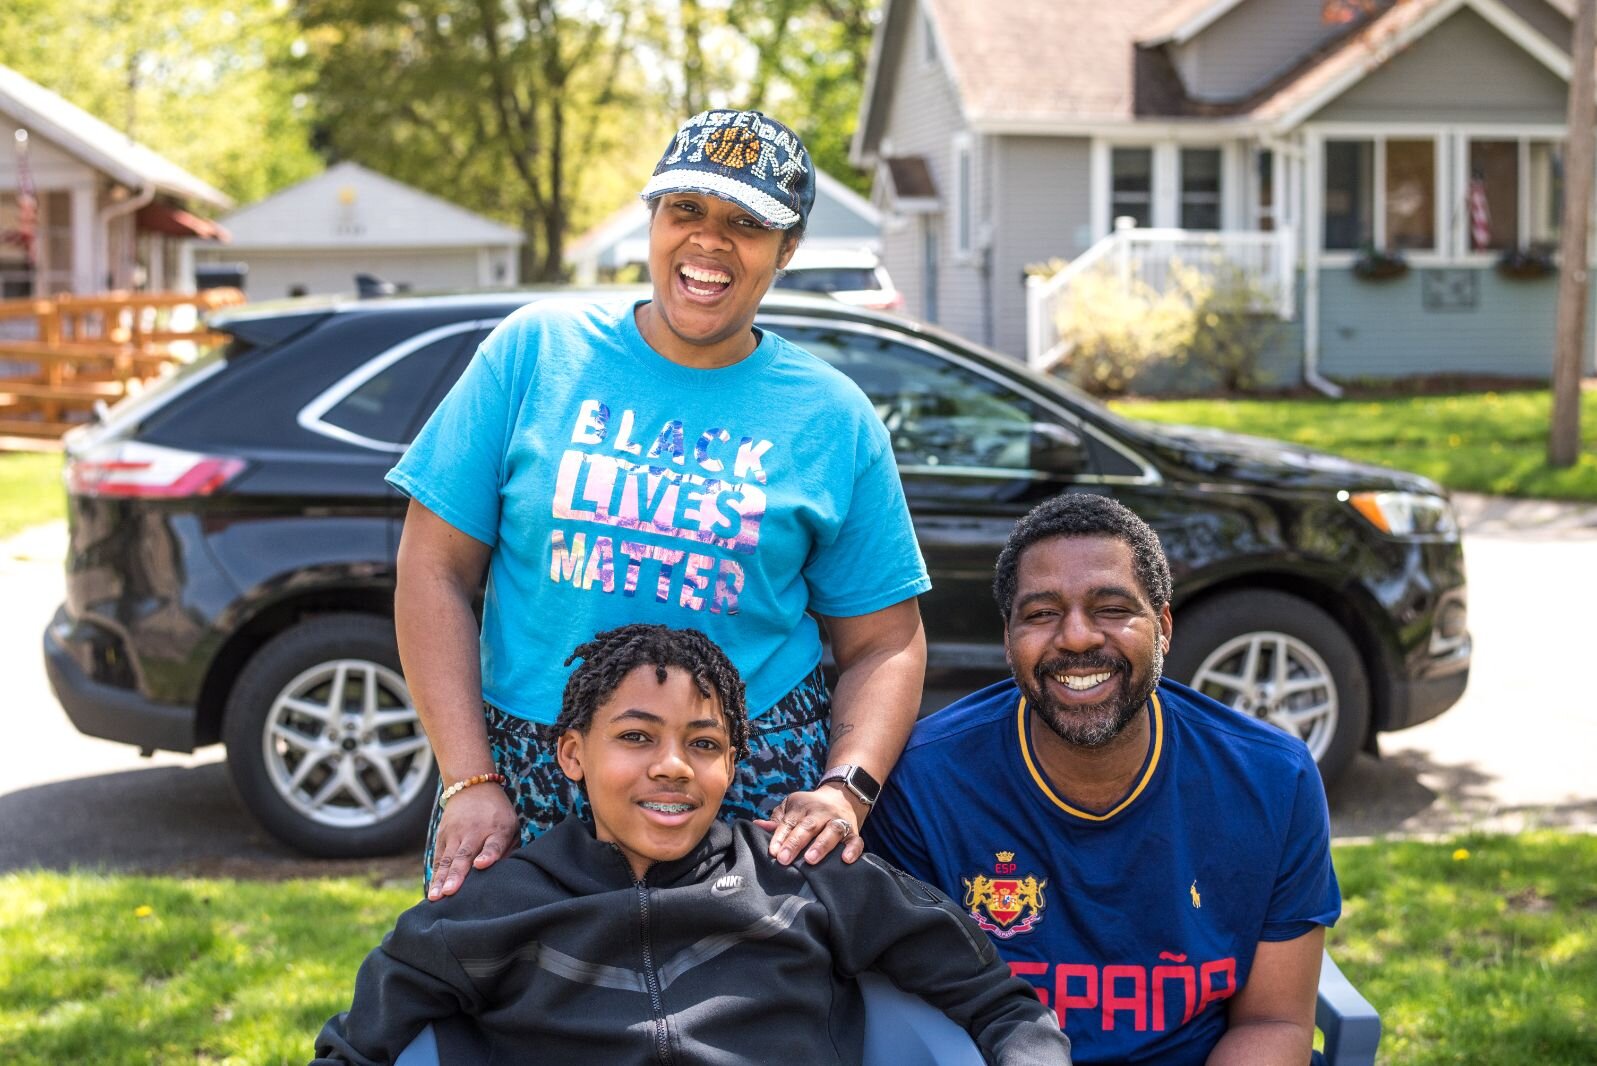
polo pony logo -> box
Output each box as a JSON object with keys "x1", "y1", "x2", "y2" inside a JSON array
[{"x1": 963, "y1": 851, "x2": 1046, "y2": 939}]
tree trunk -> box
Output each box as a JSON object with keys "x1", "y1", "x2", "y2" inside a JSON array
[{"x1": 1550, "y1": 0, "x2": 1596, "y2": 467}]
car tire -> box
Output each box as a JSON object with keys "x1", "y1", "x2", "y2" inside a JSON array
[
  {"x1": 1164, "y1": 590, "x2": 1369, "y2": 787},
  {"x1": 223, "y1": 614, "x2": 436, "y2": 857}
]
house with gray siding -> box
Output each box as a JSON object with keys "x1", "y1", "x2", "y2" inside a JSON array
[{"x1": 854, "y1": 0, "x2": 1597, "y2": 388}]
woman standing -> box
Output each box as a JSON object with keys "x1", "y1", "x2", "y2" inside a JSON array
[{"x1": 389, "y1": 109, "x2": 929, "y2": 901}]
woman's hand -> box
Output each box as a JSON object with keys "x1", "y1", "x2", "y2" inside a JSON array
[
  {"x1": 758, "y1": 785, "x2": 869, "y2": 866},
  {"x1": 396, "y1": 500, "x2": 505, "y2": 900},
  {"x1": 760, "y1": 598, "x2": 927, "y2": 866},
  {"x1": 427, "y1": 784, "x2": 520, "y2": 900}
]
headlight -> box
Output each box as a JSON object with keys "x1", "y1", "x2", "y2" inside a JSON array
[{"x1": 1341, "y1": 490, "x2": 1459, "y2": 538}]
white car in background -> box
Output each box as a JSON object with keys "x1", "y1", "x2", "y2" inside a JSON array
[{"x1": 773, "y1": 248, "x2": 903, "y2": 312}]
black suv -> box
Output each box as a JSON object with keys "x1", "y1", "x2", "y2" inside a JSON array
[{"x1": 44, "y1": 291, "x2": 1471, "y2": 856}]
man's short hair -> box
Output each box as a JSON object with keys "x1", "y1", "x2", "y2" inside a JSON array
[
  {"x1": 992, "y1": 494, "x2": 1173, "y2": 619},
  {"x1": 558, "y1": 624, "x2": 751, "y2": 761}
]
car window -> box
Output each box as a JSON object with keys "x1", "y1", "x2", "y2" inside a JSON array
[
  {"x1": 320, "y1": 332, "x2": 469, "y2": 447},
  {"x1": 404, "y1": 327, "x2": 498, "y2": 444},
  {"x1": 773, "y1": 267, "x2": 883, "y2": 293},
  {"x1": 779, "y1": 325, "x2": 1087, "y2": 475}
]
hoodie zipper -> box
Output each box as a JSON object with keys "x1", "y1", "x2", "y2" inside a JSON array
[{"x1": 636, "y1": 878, "x2": 674, "y2": 1065}]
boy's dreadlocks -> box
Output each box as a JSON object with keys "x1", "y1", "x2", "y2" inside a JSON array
[{"x1": 557, "y1": 624, "x2": 750, "y2": 761}]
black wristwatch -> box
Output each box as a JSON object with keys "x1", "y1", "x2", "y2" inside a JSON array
[{"x1": 817, "y1": 764, "x2": 882, "y2": 807}]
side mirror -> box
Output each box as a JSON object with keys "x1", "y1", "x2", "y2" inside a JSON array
[{"x1": 1029, "y1": 422, "x2": 1087, "y2": 474}]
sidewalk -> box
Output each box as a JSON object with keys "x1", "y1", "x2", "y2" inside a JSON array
[{"x1": 1451, "y1": 492, "x2": 1597, "y2": 538}]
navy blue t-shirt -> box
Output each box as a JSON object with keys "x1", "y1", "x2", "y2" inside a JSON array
[{"x1": 866, "y1": 678, "x2": 1340, "y2": 1065}]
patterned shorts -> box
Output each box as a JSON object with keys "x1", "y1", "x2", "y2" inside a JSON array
[{"x1": 423, "y1": 666, "x2": 832, "y2": 884}]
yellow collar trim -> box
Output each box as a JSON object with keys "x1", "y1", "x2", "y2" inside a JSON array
[{"x1": 1016, "y1": 691, "x2": 1164, "y2": 822}]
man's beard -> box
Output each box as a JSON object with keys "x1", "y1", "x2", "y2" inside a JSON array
[{"x1": 1020, "y1": 641, "x2": 1163, "y2": 750}]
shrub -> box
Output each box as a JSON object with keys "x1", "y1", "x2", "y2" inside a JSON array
[{"x1": 1053, "y1": 260, "x2": 1278, "y2": 396}]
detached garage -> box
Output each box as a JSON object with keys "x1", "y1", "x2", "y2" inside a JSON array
[{"x1": 195, "y1": 161, "x2": 522, "y2": 299}]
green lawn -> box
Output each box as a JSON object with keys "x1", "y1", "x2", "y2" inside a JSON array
[
  {"x1": 0, "y1": 452, "x2": 65, "y2": 540},
  {"x1": 1111, "y1": 388, "x2": 1597, "y2": 502},
  {"x1": 1, "y1": 832, "x2": 1592, "y2": 1065}
]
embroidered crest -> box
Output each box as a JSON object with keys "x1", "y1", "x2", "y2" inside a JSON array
[{"x1": 962, "y1": 852, "x2": 1046, "y2": 939}]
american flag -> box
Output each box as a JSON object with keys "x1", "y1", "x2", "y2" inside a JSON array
[
  {"x1": 1467, "y1": 177, "x2": 1492, "y2": 250},
  {"x1": 3, "y1": 129, "x2": 39, "y2": 265}
]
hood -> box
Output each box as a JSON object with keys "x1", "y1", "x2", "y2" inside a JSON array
[{"x1": 1136, "y1": 423, "x2": 1443, "y2": 495}]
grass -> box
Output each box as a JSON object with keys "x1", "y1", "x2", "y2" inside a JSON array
[
  {"x1": 1329, "y1": 831, "x2": 1597, "y2": 1065},
  {"x1": 1111, "y1": 388, "x2": 1597, "y2": 502},
  {"x1": 0, "y1": 452, "x2": 65, "y2": 540},
  {"x1": 0, "y1": 872, "x2": 415, "y2": 1065},
  {"x1": 0, "y1": 833, "x2": 1592, "y2": 1065}
]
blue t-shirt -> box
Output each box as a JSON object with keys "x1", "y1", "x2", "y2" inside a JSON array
[
  {"x1": 387, "y1": 297, "x2": 930, "y2": 723},
  {"x1": 865, "y1": 678, "x2": 1340, "y2": 1066}
]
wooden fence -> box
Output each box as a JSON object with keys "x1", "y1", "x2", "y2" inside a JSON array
[{"x1": 0, "y1": 289, "x2": 244, "y2": 451}]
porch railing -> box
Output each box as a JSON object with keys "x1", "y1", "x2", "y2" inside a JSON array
[
  {"x1": 0, "y1": 289, "x2": 244, "y2": 450},
  {"x1": 1026, "y1": 223, "x2": 1295, "y2": 374}
]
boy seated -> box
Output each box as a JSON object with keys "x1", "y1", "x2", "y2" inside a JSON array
[{"x1": 314, "y1": 623, "x2": 1071, "y2": 1065}]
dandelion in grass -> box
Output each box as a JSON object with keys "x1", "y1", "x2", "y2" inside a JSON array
[
  {"x1": 1453, "y1": 848, "x2": 1471, "y2": 861},
  {"x1": 134, "y1": 904, "x2": 154, "y2": 918}
]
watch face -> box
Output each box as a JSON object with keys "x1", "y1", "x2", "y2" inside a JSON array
[{"x1": 848, "y1": 767, "x2": 881, "y2": 804}]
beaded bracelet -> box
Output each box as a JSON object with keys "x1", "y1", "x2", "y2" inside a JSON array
[{"x1": 439, "y1": 772, "x2": 507, "y2": 808}]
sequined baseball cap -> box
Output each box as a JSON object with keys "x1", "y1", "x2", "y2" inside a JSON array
[{"x1": 640, "y1": 109, "x2": 815, "y2": 231}]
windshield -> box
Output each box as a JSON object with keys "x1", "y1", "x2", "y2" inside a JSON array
[
  {"x1": 68, "y1": 336, "x2": 237, "y2": 451},
  {"x1": 773, "y1": 267, "x2": 883, "y2": 293}
]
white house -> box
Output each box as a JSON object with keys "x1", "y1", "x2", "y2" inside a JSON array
[
  {"x1": 196, "y1": 161, "x2": 524, "y2": 299},
  {"x1": 566, "y1": 167, "x2": 883, "y2": 283},
  {"x1": 0, "y1": 63, "x2": 231, "y2": 298}
]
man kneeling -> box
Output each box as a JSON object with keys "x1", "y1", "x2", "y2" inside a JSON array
[{"x1": 314, "y1": 623, "x2": 1071, "y2": 1065}]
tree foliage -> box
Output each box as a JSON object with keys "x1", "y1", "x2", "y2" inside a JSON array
[
  {"x1": 0, "y1": 0, "x2": 321, "y2": 205},
  {"x1": 298, "y1": 0, "x2": 669, "y2": 281}
]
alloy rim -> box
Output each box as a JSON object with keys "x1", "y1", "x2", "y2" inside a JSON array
[
  {"x1": 261, "y1": 659, "x2": 433, "y2": 828},
  {"x1": 1187, "y1": 631, "x2": 1338, "y2": 760}
]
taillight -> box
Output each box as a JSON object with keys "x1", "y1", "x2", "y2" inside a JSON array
[{"x1": 65, "y1": 440, "x2": 245, "y2": 498}]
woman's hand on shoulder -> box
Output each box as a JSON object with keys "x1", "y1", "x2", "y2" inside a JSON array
[
  {"x1": 756, "y1": 786, "x2": 867, "y2": 867},
  {"x1": 427, "y1": 786, "x2": 520, "y2": 901}
]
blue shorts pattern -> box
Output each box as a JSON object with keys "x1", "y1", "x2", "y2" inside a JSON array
[{"x1": 423, "y1": 667, "x2": 832, "y2": 885}]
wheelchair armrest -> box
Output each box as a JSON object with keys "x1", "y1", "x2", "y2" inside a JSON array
[
  {"x1": 860, "y1": 971, "x2": 985, "y2": 1066},
  {"x1": 1316, "y1": 949, "x2": 1381, "y2": 1066}
]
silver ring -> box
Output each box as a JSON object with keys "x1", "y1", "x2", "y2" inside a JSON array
[{"x1": 829, "y1": 817, "x2": 853, "y2": 839}]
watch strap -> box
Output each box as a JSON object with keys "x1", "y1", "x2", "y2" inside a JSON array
[{"x1": 817, "y1": 764, "x2": 881, "y2": 806}]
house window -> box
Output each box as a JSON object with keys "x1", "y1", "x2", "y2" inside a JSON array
[
  {"x1": 1180, "y1": 149, "x2": 1222, "y2": 230},
  {"x1": 1385, "y1": 139, "x2": 1435, "y2": 252},
  {"x1": 1323, "y1": 140, "x2": 1374, "y2": 250},
  {"x1": 1256, "y1": 149, "x2": 1276, "y2": 232},
  {"x1": 0, "y1": 192, "x2": 34, "y2": 298},
  {"x1": 1467, "y1": 140, "x2": 1519, "y2": 252},
  {"x1": 1528, "y1": 141, "x2": 1564, "y2": 248},
  {"x1": 1111, "y1": 148, "x2": 1153, "y2": 230},
  {"x1": 952, "y1": 137, "x2": 973, "y2": 256}
]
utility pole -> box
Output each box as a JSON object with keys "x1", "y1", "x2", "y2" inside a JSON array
[{"x1": 1550, "y1": 0, "x2": 1596, "y2": 467}]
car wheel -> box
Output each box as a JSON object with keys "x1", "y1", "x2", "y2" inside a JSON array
[
  {"x1": 223, "y1": 614, "x2": 435, "y2": 857},
  {"x1": 1164, "y1": 590, "x2": 1369, "y2": 786}
]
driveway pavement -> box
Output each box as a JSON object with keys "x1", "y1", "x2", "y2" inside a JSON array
[{"x1": 1, "y1": 494, "x2": 1593, "y2": 877}]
